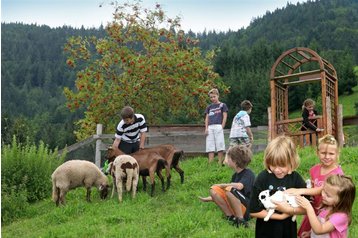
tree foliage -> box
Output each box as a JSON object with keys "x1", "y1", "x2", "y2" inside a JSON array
[{"x1": 63, "y1": 1, "x2": 228, "y2": 140}]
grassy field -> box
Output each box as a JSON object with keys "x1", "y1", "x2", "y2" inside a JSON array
[{"x1": 2, "y1": 146, "x2": 358, "y2": 238}]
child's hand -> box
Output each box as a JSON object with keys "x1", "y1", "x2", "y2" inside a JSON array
[
  {"x1": 316, "y1": 128, "x2": 324, "y2": 132},
  {"x1": 284, "y1": 188, "x2": 301, "y2": 196},
  {"x1": 295, "y1": 195, "x2": 312, "y2": 210}
]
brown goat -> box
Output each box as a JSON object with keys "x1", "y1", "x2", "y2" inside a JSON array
[
  {"x1": 105, "y1": 147, "x2": 169, "y2": 196},
  {"x1": 141, "y1": 144, "x2": 185, "y2": 188}
]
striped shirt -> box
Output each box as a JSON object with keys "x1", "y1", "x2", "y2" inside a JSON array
[{"x1": 115, "y1": 114, "x2": 148, "y2": 143}]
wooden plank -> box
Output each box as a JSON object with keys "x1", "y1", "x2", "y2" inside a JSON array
[
  {"x1": 272, "y1": 69, "x2": 322, "y2": 81},
  {"x1": 282, "y1": 77, "x2": 321, "y2": 86}
]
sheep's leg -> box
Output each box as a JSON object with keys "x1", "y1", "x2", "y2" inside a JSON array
[
  {"x1": 116, "y1": 177, "x2": 123, "y2": 202},
  {"x1": 59, "y1": 189, "x2": 67, "y2": 205},
  {"x1": 111, "y1": 175, "x2": 117, "y2": 199},
  {"x1": 132, "y1": 174, "x2": 138, "y2": 199},
  {"x1": 86, "y1": 188, "x2": 92, "y2": 202}
]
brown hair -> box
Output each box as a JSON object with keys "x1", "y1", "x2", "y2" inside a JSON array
[
  {"x1": 226, "y1": 145, "x2": 252, "y2": 169},
  {"x1": 302, "y1": 98, "x2": 315, "y2": 111},
  {"x1": 120, "y1": 106, "x2": 134, "y2": 119},
  {"x1": 324, "y1": 174, "x2": 356, "y2": 225},
  {"x1": 241, "y1": 100, "x2": 253, "y2": 111},
  {"x1": 263, "y1": 135, "x2": 300, "y2": 173}
]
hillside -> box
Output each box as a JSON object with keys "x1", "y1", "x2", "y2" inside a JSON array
[{"x1": 1, "y1": 0, "x2": 358, "y2": 149}]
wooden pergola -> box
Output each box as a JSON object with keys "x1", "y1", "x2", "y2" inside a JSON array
[{"x1": 268, "y1": 47, "x2": 344, "y2": 147}]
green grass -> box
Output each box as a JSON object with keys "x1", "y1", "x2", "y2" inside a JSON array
[{"x1": 2, "y1": 146, "x2": 358, "y2": 238}]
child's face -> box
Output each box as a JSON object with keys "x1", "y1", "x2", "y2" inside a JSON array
[
  {"x1": 321, "y1": 183, "x2": 339, "y2": 206},
  {"x1": 123, "y1": 117, "x2": 134, "y2": 125},
  {"x1": 225, "y1": 155, "x2": 236, "y2": 169},
  {"x1": 269, "y1": 165, "x2": 290, "y2": 179},
  {"x1": 305, "y1": 105, "x2": 314, "y2": 112},
  {"x1": 209, "y1": 94, "x2": 219, "y2": 104},
  {"x1": 317, "y1": 143, "x2": 338, "y2": 168}
]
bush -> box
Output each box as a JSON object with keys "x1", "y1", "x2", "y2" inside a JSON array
[{"x1": 1, "y1": 137, "x2": 65, "y2": 224}]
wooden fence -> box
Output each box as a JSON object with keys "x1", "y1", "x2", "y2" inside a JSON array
[{"x1": 61, "y1": 124, "x2": 268, "y2": 168}]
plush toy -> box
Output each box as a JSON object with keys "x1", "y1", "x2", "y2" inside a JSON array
[{"x1": 258, "y1": 189, "x2": 299, "y2": 222}]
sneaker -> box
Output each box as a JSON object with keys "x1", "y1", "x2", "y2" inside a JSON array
[{"x1": 232, "y1": 217, "x2": 248, "y2": 228}]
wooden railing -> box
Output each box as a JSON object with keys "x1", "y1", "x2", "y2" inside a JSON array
[{"x1": 274, "y1": 116, "x2": 323, "y2": 147}]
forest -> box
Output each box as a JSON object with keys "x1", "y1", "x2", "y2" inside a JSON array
[{"x1": 1, "y1": 0, "x2": 358, "y2": 150}]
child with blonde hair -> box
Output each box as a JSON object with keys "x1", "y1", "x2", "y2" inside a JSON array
[
  {"x1": 296, "y1": 174, "x2": 355, "y2": 238},
  {"x1": 249, "y1": 135, "x2": 307, "y2": 238},
  {"x1": 204, "y1": 88, "x2": 228, "y2": 165},
  {"x1": 285, "y1": 134, "x2": 344, "y2": 237}
]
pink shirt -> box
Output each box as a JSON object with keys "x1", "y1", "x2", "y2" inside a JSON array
[
  {"x1": 311, "y1": 209, "x2": 349, "y2": 238},
  {"x1": 310, "y1": 164, "x2": 344, "y2": 209}
]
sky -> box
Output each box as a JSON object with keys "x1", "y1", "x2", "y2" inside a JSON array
[{"x1": 2, "y1": 0, "x2": 307, "y2": 32}]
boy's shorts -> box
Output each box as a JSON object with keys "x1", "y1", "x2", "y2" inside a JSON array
[
  {"x1": 229, "y1": 137, "x2": 251, "y2": 147},
  {"x1": 211, "y1": 185, "x2": 247, "y2": 216},
  {"x1": 206, "y1": 125, "x2": 225, "y2": 152}
]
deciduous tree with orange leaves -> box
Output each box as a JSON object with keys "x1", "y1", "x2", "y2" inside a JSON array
[{"x1": 64, "y1": 1, "x2": 228, "y2": 140}]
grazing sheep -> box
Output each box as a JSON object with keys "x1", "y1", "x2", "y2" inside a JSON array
[
  {"x1": 105, "y1": 147, "x2": 168, "y2": 196},
  {"x1": 51, "y1": 160, "x2": 109, "y2": 206},
  {"x1": 109, "y1": 155, "x2": 139, "y2": 202},
  {"x1": 142, "y1": 144, "x2": 185, "y2": 188}
]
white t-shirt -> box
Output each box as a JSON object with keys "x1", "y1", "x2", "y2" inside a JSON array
[{"x1": 229, "y1": 111, "x2": 251, "y2": 138}]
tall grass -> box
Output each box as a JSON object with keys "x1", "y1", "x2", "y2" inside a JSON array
[
  {"x1": 1, "y1": 137, "x2": 65, "y2": 224},
  {"x1": 1, "y1": 146, "x2": 358, "y2": 238}
]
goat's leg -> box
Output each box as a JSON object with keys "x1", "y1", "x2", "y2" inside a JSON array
[
  {"x1": 156, "y1": 170, "x2": 165, "y2": 192},
  {"x1": 175, "y1": 167, "x2": 185, "y2": 184},
  {"x1": 111, "y1": 176, "x2": 117, "y2": 198},
  {"x1": 165, "y1": 165, "x2": 171, "y2": 190},
  {"x1": 150, "y1": 172, "x2": 155, "y2": 197},
  {"x1": 142, "y1": 176, "x2": 147, "y2": 191}
]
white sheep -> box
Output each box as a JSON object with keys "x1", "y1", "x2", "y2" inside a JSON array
[
  {"x1": 109, "y1": 155, "x2": 139, "y2": 202},
  {"x1": 51, "y1": 160, "x2": 109, "y2": 206}
]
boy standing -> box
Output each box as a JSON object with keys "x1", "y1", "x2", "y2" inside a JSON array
[
  {"x1": 112, "y1": 106, "x2": 148, "y2": 154},
  {"x1": 205, "y1": 88, "x2": 228, "y2": 165},
  {"x1": 199, "y1": 145, "x2": 255, "y2": 227},
  {"x1": 229, "y1": 100, "x2": 253, "y2": 148}
]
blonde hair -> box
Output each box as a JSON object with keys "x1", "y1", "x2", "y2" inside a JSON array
[
  {"x1": 324, "y1": 175, "x2": 356, "y2": 225},
  {"x1": 264, "y1": 135, "x2": 300, "y2": 173},
  {"x1": 302, "y1": 98, "x2": 315, "y2": 111},
  {"x1": 318, "y1": 133, "x2": 339, "y2": 148},
  {"x1": 208, "y1": 88, "x2": 219, "y2": 96}
]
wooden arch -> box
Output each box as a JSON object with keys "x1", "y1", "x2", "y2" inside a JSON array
[{"x1": 268, "y1": 47, "x2": 343, "y2": 147}]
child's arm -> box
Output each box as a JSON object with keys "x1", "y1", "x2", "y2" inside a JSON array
[
  {"x1": 285, "y1": 187, "x2": 322, "y2": 196},
  {"x1": 222, "y1": 111, "x2": 227, "y2": 128},
  {"x1": 250, "y1": 210, "x2": 291, "y2": 220},
  {"x1": 204, "y1": 114, "x2": 209, "y2": 134},
  {"x1": 296, "y1": 196, "x2": 335, "y2": 234},
  {"x1": 246, "y1": 127, "x2": 253, "y2": 141}
]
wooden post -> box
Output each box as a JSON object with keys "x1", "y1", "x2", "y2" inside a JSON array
[
  {"x1": 95, "y1": 124, "x2": 103, "y2": 168},
  {"x1": 337, "y1": 105, "x2": 344, "y2": 147},
  {"x1": 267, "y1": 107, "x2": 272, "y2": 142},
  {"x1": 326, "y1": 96, "x2": 332, "y2": 135}
]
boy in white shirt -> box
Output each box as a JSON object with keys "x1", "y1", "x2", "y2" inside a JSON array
[{"x1": 229, "y1": 100, "x2": 253, "y2": 148}]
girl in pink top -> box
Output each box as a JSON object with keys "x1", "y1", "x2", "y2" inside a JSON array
[
  {"x1": 296, "y1": 174, "x2": 355, "y2": 238},
  {"x1": 286, "y1": 134, "x2": 343, "y2": 238}
]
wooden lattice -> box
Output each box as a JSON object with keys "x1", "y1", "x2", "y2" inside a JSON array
[{"x1": 269, "y1": 47, "x2": 341, "y2": 147}]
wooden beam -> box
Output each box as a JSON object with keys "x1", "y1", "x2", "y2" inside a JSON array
[
  {"x1": 282, "y1": 78, "x2": 321, "y2": 86},
  {"x1": 273, "y1": 69, "x2": 322, "y2": 81}
]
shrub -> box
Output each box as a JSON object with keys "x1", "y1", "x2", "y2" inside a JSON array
[{"x1": 1, "y1": 136, "x2": 65, "y2": 224}]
